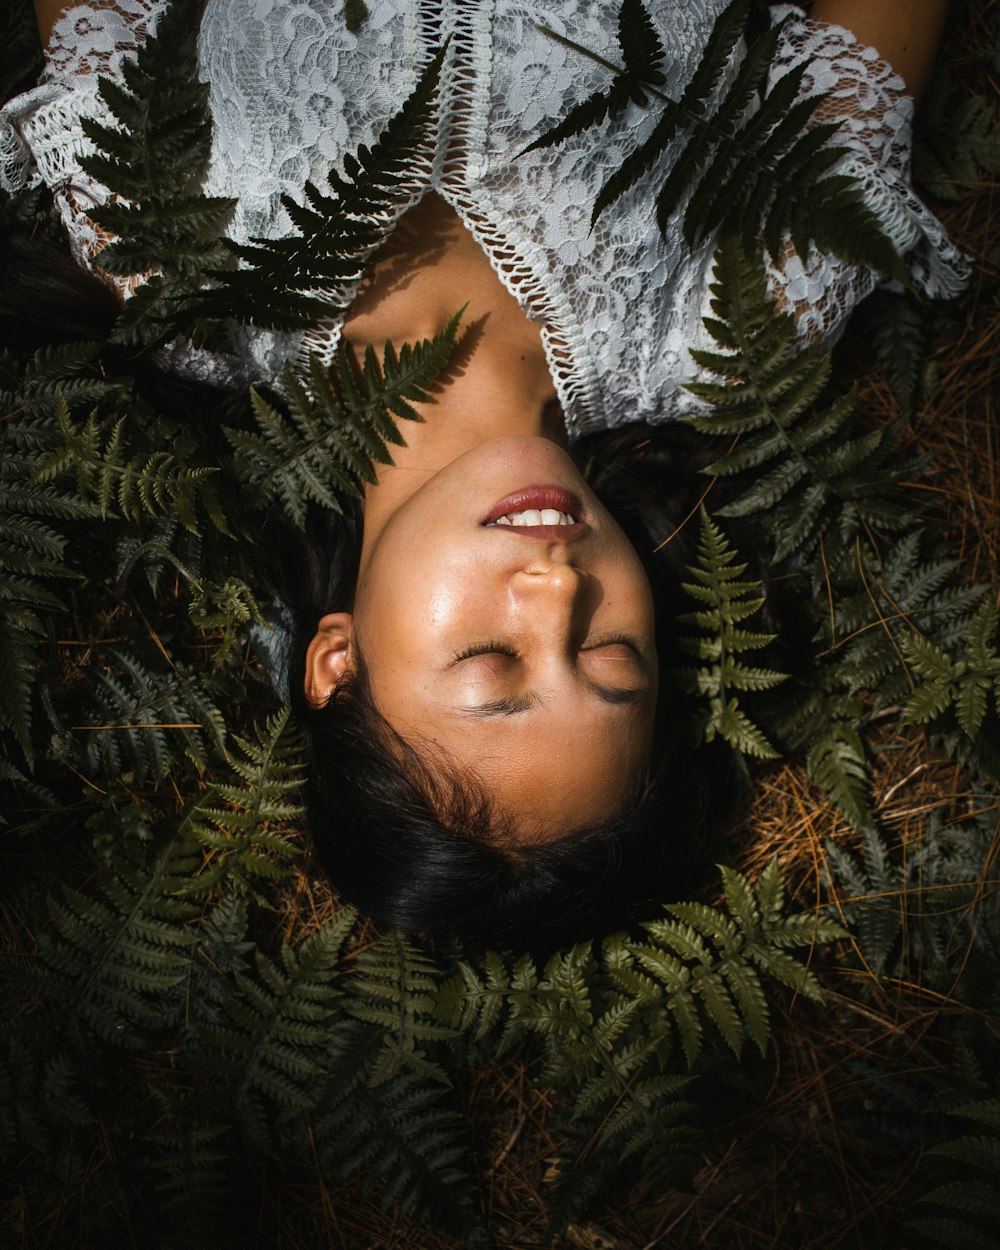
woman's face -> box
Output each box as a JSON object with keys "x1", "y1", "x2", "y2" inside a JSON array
[{"x1": 307, "y1": 437, "x2": 658, "y2": 840}]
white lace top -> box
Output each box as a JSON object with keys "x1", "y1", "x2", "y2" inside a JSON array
[{"x1": 0, "y1": 0, "x2": 969, "y2": 436}]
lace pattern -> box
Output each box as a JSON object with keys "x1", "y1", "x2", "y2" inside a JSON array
[
  {"x1": 0, "y1": 0, "x2": 161, "y2": 292},
  {"x1": 1, "y1": 0, "x2": 970, "y2": 431},
  {"x1": 761, "y1": 6, "x2": 970, "y2": 344}
]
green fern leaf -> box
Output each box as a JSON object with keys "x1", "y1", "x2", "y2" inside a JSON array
[
  {"x1": 78, "y1": 0, "x2": 237, "y2": 348},
  {"x1": 28, "y1": 821, "x2": 203, "y2": 1051},
  {"x1": 194, "y1": 47, "x2": 445, "y2": 330},
  {"x1": 805, "y1": 718, "x2": 872, "y2": 830},
  {"x1": 901, "y1": 596, "x2": 1000, "y2": 740},
  {"x1": 346, "y1": 932, "x2": 457, "y2": 1087},
  {"x1": 229, "y1": 314, "x2": 459, "y2": 527},
  {"x1": 686, "y1": 236, "x2": 911, "y2": 567},
  {"x1": 185, "y1": 706, "x2": 305, "y2": 897},
  {"x1": 673, "y1": 507, "x2": 785, "y2": 757},
  {"x1": 534, "y1": 0, "x2": 901, "y2": 277}
]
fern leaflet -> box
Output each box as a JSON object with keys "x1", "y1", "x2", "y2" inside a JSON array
[
  {"x1": 79, "y1": 0, "x2": 237, "y2": 348},
  {"x1": 529, "y1": 0, "x2": 901, "y2": 277},
  {"x1": 190, "y1": 46, "x2": 445, "y2": 330},
  {"x1": 185, "y1": 707, "x2": 306, "y2": 897},
  {"x1": 673, "y1": 507, "x2": 786, "y2": 758},
  {"x1": 228, "y1": 315, "x2": 460, "y2": 526},
  {"x1": 686, "y1": 235, "x2": 913, "y2": 565}
]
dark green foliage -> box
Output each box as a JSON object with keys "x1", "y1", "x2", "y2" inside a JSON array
[
  {"x1": 901, "y1": 595, "x2": 1000, "y2": 741},
  {"x1": 914, "y1": 68, "x2": 1000, "y2": 201},
  {"x1": 2, "y1": 0, "x2": 997, "y2": 1243},
  {"x1": 677, "y1": 238, "x2": 997, "y2": 827},
  {"x1": 346, "y1": 930, "x2": 460, "y2": 1086},
  {"x1": 908, "y1": 1087, "x2": 1000, "y2": 1250},
  {"x1": 855, "y1": 288, "x2": 935, "y2": 418},
  {"x1": 0, "y1": 1039, "x2": 93, "y2": 1161},
  {"x1": 0, "y1": 0, "x2": 42, "y2": 103},
  {"x1": 184, "y1": 706, "x2": 305, "y2": 896},
  {"x1": 80, "y1": 0, "x2": 236, "y2": 349},
  {"x1": 229, "y1": 313, "x2": 461, "y2": 526},
  {"x1": 530, "y1": 0, "x2": 902, "y2": 279},
  {"x1": 686, "y1": 234, "x2": 912, "y2": 566},
  {"x1": 141, "y1": 1091, "x2": 232, "y2": 1248},
  {"x1": 440, "y1": 862, "x2": 845, "y2": 1220},
  {"x1": 191, "y1": 47, "x2": 446, "y2": 331},
  {"x1": 296, "y1": 1018, "x2": 490, "y2": 1245},
  {"x1": 34, "y1": 394, "x2": 225, "y2": 532},
  {"x1": 826, "y1": 802, "x2": 1000, "y2": 982},
  {"x1": 27, "y1": 821, "x2": 203, "y2": 1051},
  {"x1": 527, "y1": 0, "x2": 669, "y2": 153},
  {"x1": 47, "y1": 650, "x2": 226, "y2": 786},
  {"x1": 193, "y1": 908, "x2": 356, "y2": 1151},
  {"x1": 673, "y1": 508, "x2": 787, "y2": 758}
]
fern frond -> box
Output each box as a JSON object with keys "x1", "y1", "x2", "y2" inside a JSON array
[
  {"x1": 295, "y1": 1019, "x2": 486, "y2": 1243},
  {"x1": 27, "y1": 821, "x2": 204, "y2": 1051},
  {"x1": 192, "y1": 47, "x2": 445, "y2": 330},
  {"x1": 32, "y1": 395, "x2": 223, "y2": 531},
  {"x1": 49, "y1": 650, "x2": 226, "y2": 785},
  {"x1": 524, "y1": 0, "x2": 668, "y2": 157},
  {"x1": 826, "y1": 804, "x2": 1000, "y2": 982},
  {"x1": 805, "y1": 716, "x2": 873, "y2": 831},
  {"x1": 193, "y1": 911, "x2": 355, "y2": 1151},
  {"x1": 78, "y1": 0, "x2": 236, "y2": 348},
  {"x1": 142, "y1": 1090, "x2": 231, "y2": 1245},
  {"x1": 228, "y1": 316, "x2": 459, "y2": 526},
  {"x1": 185, "y1": 706, "x2": 305, "y2": 897},
  {"x1": 346, "y1": 932, "x2": 458, "y2": 1086},
  {"x1": 908, "y1": 1083, "x2": 1000, "y2": 1250},
  {"x1": 914, "y1": 70, "x2": 1000, "y2": 201},
  {"x1": 686, "y1": 235, "x2": 912, "y2": 566},
  {"x1": 672, "y1": 508, "x2": 786, "y2": 758},
  {"x1": 901, "y1": 595, "x2": 1000, "y2": 741},
  {"x1": 532, "y1": 0, "x2": 901, "y2": 277}
]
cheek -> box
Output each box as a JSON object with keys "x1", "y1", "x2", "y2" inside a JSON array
[{"x1": 356, "y1": 542, "x2": 494, "y2": 662}]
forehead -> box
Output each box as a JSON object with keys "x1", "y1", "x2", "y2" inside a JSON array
[{"x1": 378, "y1": 682, "x2": 656, "y2": 842}]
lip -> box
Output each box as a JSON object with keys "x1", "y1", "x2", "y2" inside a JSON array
[{"x1": 482, "y1": 485, "x2": 584, "y2": 526}]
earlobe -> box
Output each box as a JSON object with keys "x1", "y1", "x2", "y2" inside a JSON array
[{"x1": 303, "y1": 612, "x2": 356, "y2": 708}]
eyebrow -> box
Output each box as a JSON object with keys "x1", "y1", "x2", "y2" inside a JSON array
[{"x1": 458, "y1": 684, "x2": 650, "y2": 719}]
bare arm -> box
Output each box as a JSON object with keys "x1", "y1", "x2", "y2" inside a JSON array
[{"x1": 809, "y1": 0, "x2": 950, "y2": 99}]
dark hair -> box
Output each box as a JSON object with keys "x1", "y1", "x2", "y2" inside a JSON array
[{"x1": 287, "y1": 424, "x2": 746, "y2": 948}]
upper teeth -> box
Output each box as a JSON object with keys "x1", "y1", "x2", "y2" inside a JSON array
[{"x1": 487, "y1": 509, "x2": 576, "y2": 527}]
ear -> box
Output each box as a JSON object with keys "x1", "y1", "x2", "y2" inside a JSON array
[{"x1": 303, "y1": 612, "x2": 356, "y2": 708}]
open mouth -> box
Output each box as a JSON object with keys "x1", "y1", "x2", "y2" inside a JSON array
[
  {"x1": 486, "y1": 508, "x2": 578, "y2": 527},
  {"x1": 481, "y1": 485, "x2": 585, "y2": 530}
]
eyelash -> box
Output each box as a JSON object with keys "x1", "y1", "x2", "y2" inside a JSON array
[
  {"x1": 453, "y1": 641, "x2": 518, "y2": 662},
  {"x1": 452, "y1": 635, "x2": 638, "y2": 662}
]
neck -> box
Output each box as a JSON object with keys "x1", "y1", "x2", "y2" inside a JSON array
[{"x1": 342, "y1": 194, "x2": 563, "y2": 559}]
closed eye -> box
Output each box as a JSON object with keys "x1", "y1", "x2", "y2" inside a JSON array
[
  {"x1": 451, "y1": 636, "x2": 644, "y2": 667},
  {"x1": 452, "y1": 641, "x2": 519, "y2": 663},
  {"x1": 580, "y1": 633, "x2": 643, "y2": 657}
]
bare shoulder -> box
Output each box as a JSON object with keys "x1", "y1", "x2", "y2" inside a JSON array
[
  {"x1": 808, "y1": 0, "x2": 949, "y2": 99},
  {"x1": 32, "y1": 0, "x2": 122, "y2": 50}
]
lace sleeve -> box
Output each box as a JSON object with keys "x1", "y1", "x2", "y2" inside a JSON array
[
  {"x1": 762, "y1": 6, "x2": 970, "y2": 343},
  {"x1": 0, "y1": 1, "x2": 164, "y2": 289}
]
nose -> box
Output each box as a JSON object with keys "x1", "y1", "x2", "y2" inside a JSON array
[
  {"x1": 510, "y1": 562, "x2": 596, "y2": 663},
  {"x1": 511, "y1": 560, "x2": 589, "y2": 604}
]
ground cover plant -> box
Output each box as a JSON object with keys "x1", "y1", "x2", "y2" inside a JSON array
[{"x1": 1, "y1": 0, "x2": 998, "y2": 1247}]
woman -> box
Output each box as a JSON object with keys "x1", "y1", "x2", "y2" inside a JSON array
[{"x1": 4, "y1": 0, "x2": 966, "y2": 939}]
